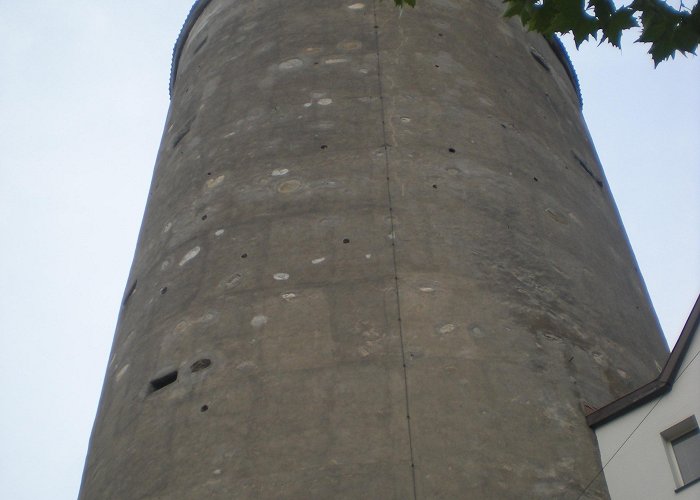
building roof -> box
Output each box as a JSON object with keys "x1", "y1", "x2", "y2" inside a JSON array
[{"x1": 587, "y1": 294, "x2": 700, "y2": 429}]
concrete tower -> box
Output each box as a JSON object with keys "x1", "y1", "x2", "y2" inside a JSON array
[{"x1": 80, "y1": 1, "x2": 668, "y2": 498}]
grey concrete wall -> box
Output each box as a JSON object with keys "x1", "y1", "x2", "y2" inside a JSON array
[{"x1": 79, "y1": 1, "x2": 668, "y2": 498}]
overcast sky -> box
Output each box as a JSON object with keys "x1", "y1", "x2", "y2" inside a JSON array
[{"x1": 0, "y1": 2, "x2": 697, "y2": 499}]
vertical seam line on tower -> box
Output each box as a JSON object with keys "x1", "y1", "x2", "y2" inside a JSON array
[{"x1": 371, "y1": 3, "x2": 418, "y2": 499}]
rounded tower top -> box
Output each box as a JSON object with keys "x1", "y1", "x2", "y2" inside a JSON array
[
  {"x1": 170, "y1": 0, "x2": 215, "y2": 97},
  {"x1": 169, "y1": 0, "x2": 582, "y2": 105}
]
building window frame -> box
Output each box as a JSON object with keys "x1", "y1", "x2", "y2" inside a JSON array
[{"x1": 660, "y1": 415, "x2": 700, "y2": 492}]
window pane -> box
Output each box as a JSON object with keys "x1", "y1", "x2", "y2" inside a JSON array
[{"x1": 673, "y1": 428, "x2": 700, "y2": 485}]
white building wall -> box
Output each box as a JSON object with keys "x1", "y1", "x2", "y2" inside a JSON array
[{"x1": 594, "y1": 326, "x2": 700, "y2": 500}]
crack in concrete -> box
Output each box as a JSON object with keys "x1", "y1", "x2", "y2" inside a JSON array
[{"x1": 372, "y1": 2, "x2": 418, "y2": 498}]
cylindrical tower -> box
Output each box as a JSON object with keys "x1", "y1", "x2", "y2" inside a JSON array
[{"x1": 80, "y1": 1, "x2": 668, "y2": 498}]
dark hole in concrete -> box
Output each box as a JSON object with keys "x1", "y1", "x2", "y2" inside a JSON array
[
  {"x1": 530, "y1": 48, "x2": 551, "y2": 72},
  {"x1": 572, "y1": 150, "x2": 604, "y2": 187},
  {"x1": 432, "y1": 184, "x2": 438, "y2": 189},
  {"x1": 374, "y1": 25, "x2": 379, "y2": 29},
  {"x1": 201, "y1": 214, "x2": 208, "y2": 221},
  {"x1": 438, "y1": 33, "x2": 443, "y2": 37},
  {"x1": 193, "y1": 35, "x2": 208, "y2": 55},
  {"x1": 320, "y1": 145, "x2": 328, "y2": 150},
  {"x1": 434, "y1": 64, "x2": 440, "y2": 68},
  {"x1": 123, "y1": 280, "x2": 137, "y2": 306},
  {"x1": 149, "y1": 371, "x2": 178, "y2": 393},
  {"x1": 448, "y1": 148, "x2": 456, "y2": 153},
  {"x1": 343, "y1": 238, "x2": 350, "y2": 244},
  {"x1": 533, "y1": 177, "x2": 539, "y2": 182},
  {"x1": 241, "y1": 253, "x2": 248, "y2": 259},
  {"x1": 201, "y1": 405, "x2": 209, "y2": 412},
  {"x1": 171, "y1": 123, "x2": 191, "y2": 148},
  {"x1": 160, "y1": 287, "x2": 168, "y2": 295},
  {"x1": 191, "y1": 358, "x2": 212, "y2": 373},
  {"x1": 207, "y1": 172, "x2": 212, "y2": 176}
]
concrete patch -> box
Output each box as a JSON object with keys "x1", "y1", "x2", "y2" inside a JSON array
[{"x1": 179, "y1": 246, "x2": 201, "y2": 266}]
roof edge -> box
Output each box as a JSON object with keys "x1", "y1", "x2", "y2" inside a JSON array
[
  {"x1": 168, "y1": 1, "x2": 582, "y2": 106},
  {"x1": 587, "y1": 294, "x2": 700, "y2": 429}
]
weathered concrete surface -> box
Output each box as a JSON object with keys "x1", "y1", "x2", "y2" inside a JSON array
[{"x1": 80, "y1": 1, "x2": 668, "y2": 498}]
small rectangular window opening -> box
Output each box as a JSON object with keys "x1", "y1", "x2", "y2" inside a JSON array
[
  {"x1": 149, "y1": 370, "x2": 178, "y2": 393},
  {"x1": 673, "y1": 428, "x2": 700, "y2": 486},
  {"x1": 661, "y1": 415, "x2": 700, "y2": 491}
]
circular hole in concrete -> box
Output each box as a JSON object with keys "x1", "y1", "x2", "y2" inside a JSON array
[
  {"x1": 321, "y1": 145, "x2": 328, "y2": 150},
  {"x1": 448, "y1": 147, "x2": 456, "y2": 153},
  {"x1": 191, "y1": 358, "x2": 212, "y2": 373},
  {"x1": 434, "y1": 64, "x2": 440, "y2": 68},
  {"x1": 241, "y1": 253, "x2": 248, "y2": 259},
  {"x1": 432, "y1": 184, "x2": 438, "y2": 189},
  {"x1": 160, "y1": 287, "x2": 168, "y2": 295},
  {"x1": 533, "y1": 177, "x2": 539, "y2": 182},
  {"x1": 343, "y1": 238, "x2": 350, "y2": 244},
  {"x1": 200, "y1": 405, "x2": 209, "y2": 412},
  {"x1": 201, "y1": 214, "x2": 208, "y2": 221},
  {"x1": 438, "y1": 33, "x2": 443, "y2": 37},
  {"x1": 207, "y1": 172, "x2": 212, "y2": 176}
]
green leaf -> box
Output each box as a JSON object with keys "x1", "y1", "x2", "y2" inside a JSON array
[
  {"x1": 589, "y1": 0, "x2": 615, "y2": 21},
  {"x1": 602, "y1": 8, "x2": 638, "y2": 47},
  {"x1": 500, "y1": 1, "x2": 698, "y2": 65}
]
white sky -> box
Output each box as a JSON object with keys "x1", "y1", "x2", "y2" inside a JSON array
[{"x1": 0, "y1": 2, "x2": 697, "y2": 499}]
